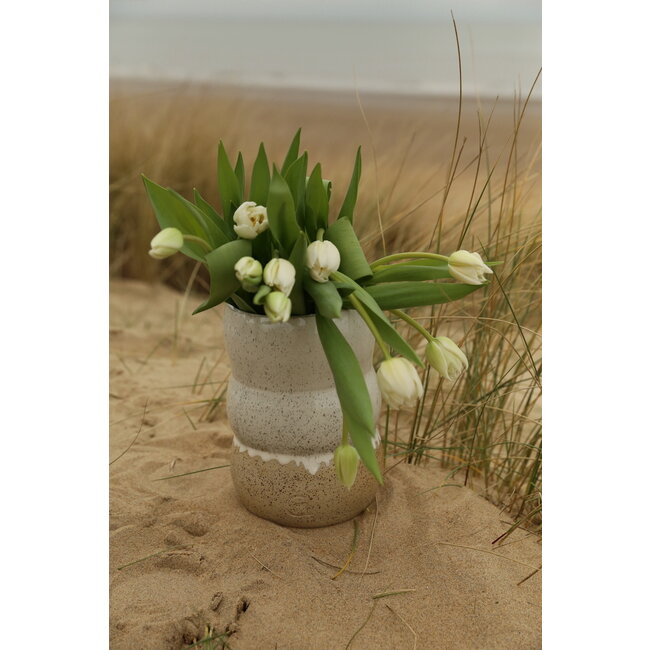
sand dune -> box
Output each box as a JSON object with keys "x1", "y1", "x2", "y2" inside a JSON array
[{"x1": 110, "y1": 279, "x2": 541, "y2": 649}]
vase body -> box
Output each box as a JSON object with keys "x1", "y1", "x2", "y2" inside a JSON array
[{"x1": 224, "y1": 305, "x2": 382, "y2": 527}]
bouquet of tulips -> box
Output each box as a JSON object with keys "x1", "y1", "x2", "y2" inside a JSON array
[{"x1": 144, "y1": 130, "x2": 495, "y2": 488}]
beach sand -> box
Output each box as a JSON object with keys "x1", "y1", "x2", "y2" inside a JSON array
[{"x1": 110, "y1": 278, "x2": 541, "y2": 649}]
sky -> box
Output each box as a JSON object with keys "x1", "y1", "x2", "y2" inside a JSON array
[{"x1": 110, "y1": 0, "x2": 541, "y2": 22}]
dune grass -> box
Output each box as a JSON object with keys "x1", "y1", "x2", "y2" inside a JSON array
[{"x1": 110, "y1": 72, "x2": 541, "y2": 531}]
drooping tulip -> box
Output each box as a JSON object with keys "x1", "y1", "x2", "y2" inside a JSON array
[
  {"x1": 425, "y1": 337, "x2": 469, "y2": 381},
  {"x1": 148, "y1": 227, "x2": 184, "y2": 259},
  {"x1": 333, "y1": 444, "x2": 360, "y2": 489},
  {"x1": 376, "y1": 357, "x2": 424, "y2": 409},
  {"x1": 448, "y1": 250, "x2": 493, "y2": 285}
]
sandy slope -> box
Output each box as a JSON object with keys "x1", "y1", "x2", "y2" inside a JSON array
[{"x1": 110, "y1": 279, "x2": 541, "y2": 649}]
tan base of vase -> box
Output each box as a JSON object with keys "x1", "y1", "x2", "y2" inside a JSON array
[{"x1": 230, "y1": 444, "x2": 380, "y2": 528}]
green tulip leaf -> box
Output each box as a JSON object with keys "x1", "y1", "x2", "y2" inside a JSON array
[
  {"x1": 305, "y1": 163, "x2": 329, "y2": 238},
  {"x1": 193, "y1": 239, "x2": 252, "y2": 314},
  {"x1": 304, "y1": 275, "x2": 342, "y2": 319},
  {"x1": 368, "y1": 263, "x2": 452, "y2": 283},
  {"x1": 230, "y1": 292, "x2": 256, "y2": 313},
  {"x1": 288, "y1": 232, "x2": 308, "y2": 315},
  {"x1": 364, "y1": 281, "x2": 484, "y2": 310},
  {"x1": 217, "y1": 142, "x2": 243, "y2": 225},
  {"x1": 266, "y1": 166, "x2": 301, "y2": 256},
  {"x1": 337, "y1": 146, "x2": 362, "y2": 223},
  {"x1": 325, "y1": 217, "x2": 373, "y2": 281},
  {"x1": 316, "y1": 315, "x2": 382, "y2": 484},
  {"x1": 249, "y1": 142, "x2": 270, "y2": 205},
  {"x1": 234, "y1": 152, "x2": 245, "y2": 197},
  {"x1": 143, "y1": 176, "x2": 210, "y2": 262},
  {"x1": 192, "y1": 188, "x2": 234, "y2": 240},
  {"x1": 168, "y1": 189, "x2": 230, "y2": 250},
  {"x1": 281, "y1": 128, "x2": 302, "y2": 175},
  {"x1": 284, "y1": 152, "x2": 308, "y2": 227},
  {"x1": 334, "y1": 272, "x2": 423, "y2": 367}
]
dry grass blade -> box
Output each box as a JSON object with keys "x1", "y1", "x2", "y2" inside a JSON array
[
  {"x1": 153, "y1": 464, "x2": 230, "y2": 481},
  {"x1": 311, "y1": 556, "x2": 380, "y2": 575},
  {"x1": 345, "y1": 601, "x2": 377, "y2": 650},
  {"x1": 385, "y1": 604, "x2": 418, "y2": 650},
  {"x1": 116, "y1": 544, "x2": 184, "y2": 571},
  {"x1": 372, "y1": 589, "x2": 416, "y2": 600},
  {"x1": 331, "y1": 519, "x2": 361, "y2": 579},
  {"x1": 109, "y1": 399, "x2": 149, "y2": 466}
]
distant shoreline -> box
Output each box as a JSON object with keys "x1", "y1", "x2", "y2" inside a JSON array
[{"x1": 110, "y1": 76, "x2": 542, "y2": 108}]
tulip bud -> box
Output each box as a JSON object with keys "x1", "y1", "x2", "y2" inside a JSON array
[
  {"x1": 233, "y1": 201, "x2": 269, "y2": 239},
  {"x1": 334, "y1": 444, "x2": 360, "y2": 489},
  {"x1": 377, "y1": 357, "x2": 424, "y2": 409},
  {"x1": 149, "y1": 227, "x2": 184, "y2": 259},
  {"x1": 234, "y1": 256, "x2": 263, "y2": 292},
  {"x1": 264, "y1": 291, "x2": 292, "y2": 323},
  {"x1": 306, "y1": 240, "x2": 341, "y2": 283},
  {"x1": 263, "y1": 258, "x2": 296, "y2": 295},
  {"x1": 448, "y1": 250, "x2": 493, "y2": 285},
  {"x1": 425, "y1": 337, "x2": 469, "y2": 381}
]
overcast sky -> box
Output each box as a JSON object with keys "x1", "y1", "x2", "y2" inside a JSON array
[{"x1": 110, "y1": 0, "x2": 541, "y2": 22}]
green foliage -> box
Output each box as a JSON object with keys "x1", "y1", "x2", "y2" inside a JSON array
[
  {"x1": 266, "y1": 166, "x2": 301, "y2": 256},
  {"x1": 364, "y1": 281, "x2": 482, "y2": 310},
  {"x1": 193, "y1": 239, "x2": 252, "y2": 314},
  {"x1": 304, "y1": 163, "x2": 329, "y2": 238},
  {"x1": 325, "y1": 218, "x2": 373, "y2": 281},
  {"x1": 337, "y1": 146, "x2": 362, "y2": 223},
  {"x1": 217, "y1": 142, "x2": 242, "y2": 225},
  {"x1": 304, "y1": 275, "x2": 342, "y2": 318},
  {"x1": 316, "y1": 315, "x2": 382, "y2": 483},
  {"x1": 288, "y1": 233, "x2": 307, "y2": 314},
  {"x1": 249, "y1": 143, "x2": 270, "y2": 204}
]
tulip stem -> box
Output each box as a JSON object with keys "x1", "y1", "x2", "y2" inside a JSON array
[
  {"x1": 348, "y1": 292, "x2": 391, "y2": 360},
  {"x1": 182, "y1": 235, "x2": 212, "y2": 253},
  {"x1": 369, "y1": 252, "x2": 449, "y2": 270},
  {"x1": 316, "y1": 228, "x2": 325, "y2": 242},
  {"x1": 389, "y1": 309, "x2": 435, "y2": 342},
  {"x1": 341, "y1": 415, "x2": 349, "y2": 446}
]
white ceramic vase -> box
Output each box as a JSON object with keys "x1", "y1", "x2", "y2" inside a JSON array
[{"x1": 223, "y1": 305, "x2": 382, "y2": 527}]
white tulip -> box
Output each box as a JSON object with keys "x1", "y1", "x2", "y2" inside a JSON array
[
  {"x1": 306, "y1": 240, "x2": 341, "y2": 283},
  {"x1": 448, "y1": 250, "x2": 493, "y2": 285},
  {"x1": 234, "y1": 256, "x2": 263, "y2": 292},
  {"x1": 263, "y1": 291, "x2": 292, "y2": 323},
  {"x1": 425, "y1": 337, "x2": 469, "y2": 381},
  {"x1": 233, "y1": 201, "x2": 269, "y2": 239},
  {"x1": 263, "y1": 258, "x2": 296, "y2": 295},
  {"x1": 377, "y1": 357, "x2": 424, "y2": 409},
  {"x1": 149, "y1": 227, "x2": 184, "y2": 259},
  {"x1": 334, "y1": 444, "x2": 360, "y2": 489}
]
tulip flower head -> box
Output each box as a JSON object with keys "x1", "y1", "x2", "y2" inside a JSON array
[
  {"x1": 377, "y1": 357, "x2": 424, "y2": 409},
  {"x1": 448, "y1": 250, "x2": 493, "y2": 285},
  {"x1": 233, "y1": 201, "x2": 269, "y2": 239},
  {"x1": 425, "y1": 337, "x2": 468, "y2": 381},
  {"x1": 264, "y1": 291, "x2": 292, "y2": 323},
  {"x1": 306, "y1": 240, "x2": 341, "y2": 283},
  {"x1": 334, "y1": 444, "x2": 360, "y2": 489},
  {"x1": 149, "y1": 227, "x2": 184, "y2": 259},
  {"x1": 234, "y1": 256, "x2": 263, "y2": 293},
  {"x1": 263, "y1": 258, "x2": 296, "y2": 295}
]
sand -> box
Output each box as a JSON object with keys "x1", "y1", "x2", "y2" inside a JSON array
[{"x1": 110, "y1": 279, "x2": 541, "y2": 649}]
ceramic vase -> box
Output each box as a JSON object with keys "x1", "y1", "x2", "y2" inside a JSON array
[{"x1": 223, "y1": 305, "x2": 382, "y2": 528}]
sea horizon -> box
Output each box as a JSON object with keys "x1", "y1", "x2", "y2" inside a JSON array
[{"x1": 110, "y1": 16, "x2": 541, "y2": 100}]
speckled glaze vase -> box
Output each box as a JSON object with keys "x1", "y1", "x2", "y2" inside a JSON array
[{"x1": 223, "y1": 305, "x2": 382, "y2": 528}]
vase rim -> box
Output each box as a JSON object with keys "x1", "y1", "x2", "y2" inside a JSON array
[{"x1": 225, "y1": 302, "x2": 353, "y2": 323}]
